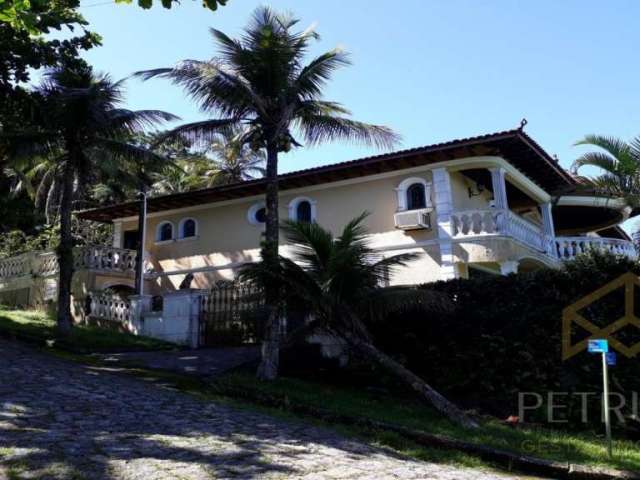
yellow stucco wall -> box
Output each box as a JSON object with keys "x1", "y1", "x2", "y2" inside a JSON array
[
  {"x1": 112, "y1": 163, "x2": 547, "y2": 290},
  {"x1": 119, "y1": 167, "x2": 461, "y2": 288}
]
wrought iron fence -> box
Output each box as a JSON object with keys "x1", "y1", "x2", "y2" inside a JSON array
[{"x1": 199, "y1": 281, "x2": 268, "y2": 346}]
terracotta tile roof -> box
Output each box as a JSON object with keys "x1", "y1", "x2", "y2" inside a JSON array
[{"x1": 77, "y1": 128, "x2": 576, "y2": 222}]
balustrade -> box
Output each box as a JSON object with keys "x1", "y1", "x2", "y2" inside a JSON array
[{"x1": 0, "y1": 246, "x2": 137, "y2": 280}]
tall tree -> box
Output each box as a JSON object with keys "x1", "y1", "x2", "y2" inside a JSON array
[
  {"x1": 239, "y1": 214, "x2": 477, "y2": 428},
  {"x1": 202, "y1": 127, "x2": 265, "y2": 186},
  {"x1": 3, "y1": 64, "x2": 176, "y2": 333},
  {"x1": 0, "y1": 0, "x2": 100, "y2": 123},
  {"x1": 135, "y1": 7, "x2": 399, "y2": 379},
  {"x1": 572, "y1": 134, "x2": 640, "y2": 207}
]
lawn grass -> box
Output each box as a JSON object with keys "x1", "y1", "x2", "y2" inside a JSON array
[
  {"x1": 216, "y1": 371, "x2": 640, "y2": 473},
  {"x1": 0, "y1": 307, "x2": 175, "y2": 353}
]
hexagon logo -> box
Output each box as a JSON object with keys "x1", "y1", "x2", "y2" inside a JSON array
[{"x1": 562, "y1": 272, "x2": 640, "y2": 360}]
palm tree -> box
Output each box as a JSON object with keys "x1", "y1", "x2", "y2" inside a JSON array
[
  {"x1": 239, "y1": 214, "x2": 477, "y2": 428},
  {"x1": 136, "y1": 7, "x2": 399, "y2": 379},
  {"x1": 572, "y1": 134, "x2": 640, "y2": 206},
  {"x1": 202, "y1": 127, "x2": 265, "y2": 186},
  {"x1": 3, "y1": 64, "x2": 176, "y2": 333}
]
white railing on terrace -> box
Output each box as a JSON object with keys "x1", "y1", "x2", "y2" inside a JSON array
[
  {"x1": 451, "y1": 208, "x2": 551, "y2": 253},
  {"x1": 88, "y1": 291, "x2": 132, "y2": 324},
  {"x1": 0, "y1": 246, "x2": 137, "y2": 280},
  {"x1": 555, "y1": 237, "x2": 638, "y2": 261},
  {"x1": 0, "y1": 254, "x2": 31, "y2": 278}
]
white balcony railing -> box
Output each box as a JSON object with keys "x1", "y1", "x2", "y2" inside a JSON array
[
  {"x1": 451, "y1": 208, "x2": 551, "y2": 253},
  {"x1": 0, "y1": 246, "x2": 137, "y2": 280},
  {"x1": 555, "y1": 237, "x2": 638, "y2": 261}
]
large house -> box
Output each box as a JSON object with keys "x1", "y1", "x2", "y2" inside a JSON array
[{"x1": 0, "y1": 127, "x2": 636, "y2": 343}]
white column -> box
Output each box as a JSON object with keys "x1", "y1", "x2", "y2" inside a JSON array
[
  {"x1": 432, "y1": 168, "x2": 456, "y2": 280},
  {"x1": 540, "y1": 202, "x2": 555, "y2": 237},
  {"x1": 113, "y1": 221, "x2": 123, "y2": 248},
  {"x1": 490, "y1": 167, "x2": 509, "y2": 210},
  {"x1": 499, "y1": 260, "x2": 519, "y2": 275},
  {"x1": 539, "y1": 202, "x2": 557, "y2": 257}
]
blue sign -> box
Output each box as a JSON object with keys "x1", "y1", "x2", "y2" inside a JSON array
[
  {"x1": 606, "y1": 352, "x2": 617, "y2": 366},
  {"x1": 588, "y1": 339, "x2": 609, "y2": 353}
]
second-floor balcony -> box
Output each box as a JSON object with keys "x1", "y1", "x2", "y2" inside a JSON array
[
  {"x1": 450, "y1": 208, "x2": 637, "y2": 262},
  {"x1": 0, "y1": 246, "x2": 137, "y2": 280}
]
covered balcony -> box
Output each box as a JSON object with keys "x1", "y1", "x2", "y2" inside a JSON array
[{"x1": 444, "y1": 162, "x2": 637, "y2": 275}]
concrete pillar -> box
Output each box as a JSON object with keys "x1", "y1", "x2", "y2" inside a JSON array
[
  {"x1": 113, "y1": 222, "x2": 123, "y2": 248},
  {"x1": 499, "y1": 260, "x2": 519, "y2": 275},
  {"x1": 129, "y1": 294, "x2": 152, "y2": 334},
  {"x1": 490, "y1": 167, "x2": 509, "y2": 210},
  {"x1": 432, "y1": 167, "x2": 456, "y2": 280},
  {"x1": 539, "y1": 202, "x2": 557, "y2": 257},
  {"x1": 160, "y1": 289, "x2": 204, "y2": 348}
]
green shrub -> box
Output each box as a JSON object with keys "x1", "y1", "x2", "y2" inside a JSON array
[{"x1": 368, "y1": 251, "x2": 640, "y2": 430}]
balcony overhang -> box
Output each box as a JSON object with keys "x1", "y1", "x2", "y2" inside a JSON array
[{"x1": 553, "y1": 195, "x2": 631, "y2": 235}]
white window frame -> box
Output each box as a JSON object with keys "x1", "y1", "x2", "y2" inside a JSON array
[
  {"x1": 288, "y1": 196, "x2": 317, "y2": 222},
  {"x1": 247, "y1": 202, "x2": 267, "y2": 226},
  {"x1": 395, "y1": 177, "x2": 433, "y2": 211},
  {"x1": 155, "y1": 221, "x2": 175, "y2": 244}
]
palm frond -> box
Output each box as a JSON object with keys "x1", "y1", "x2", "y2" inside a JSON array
[
  {"x1": 575, "y1": 134, "x2": 632, "y2": 162},
  {"x1": 294, "y1": 49, "x2": 351, "y2": 99},
  {"x1": 152, "y1": 118, "x2": 240, "y2": 150},
  {"x1": 571, "y1": 152, "x2": 619, "y2": 175},
  {"x1": 297, "y1": 112, "x2": 401, "y2": 150}
]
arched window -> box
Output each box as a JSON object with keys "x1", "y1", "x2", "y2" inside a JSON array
[
  {"x1": 255, "y1": 207, "x2": 266, "y2": 223},
  {"x1": 396, "y1": 177, "x2": 432, "y2": 211},
  {"x1": 407, "y1": 183, "x2": 426, "y2": 210},
  {"x1": 288, "y1": 197, "x2": 316, "y2": 222},
  {"x1": 179, "y1": 218, "x2": 197, "y2": 239},
  {"x1": 156, "y1": 221, "x2": 174, "y2": 242},
  {"x1": 296, "y1": 201, "x2": 312, "y2": 223},
  {"x1": 248, "y1": 202, "x2": 267, "y2": 225}
]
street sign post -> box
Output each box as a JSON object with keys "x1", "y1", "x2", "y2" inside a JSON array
[{"x1": 588, "y1": 339, "x2": 612, "y2": 458}]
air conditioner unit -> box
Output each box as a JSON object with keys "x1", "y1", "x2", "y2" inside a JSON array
[{"x1": 394, "y1": 209, "x2": 432, "y2": 231}]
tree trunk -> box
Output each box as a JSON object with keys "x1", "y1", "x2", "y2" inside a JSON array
[
  {"x1": 342, "y1": 331, "x2": 478, "y2": 429},
  {"x1": 257, "y1": 143, "x2": 281, "y2": 380},
  {"x1": 56, "y1": 161, "x2": 75, "y2": 335}
]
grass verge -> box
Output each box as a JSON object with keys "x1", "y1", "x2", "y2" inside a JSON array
[
  {"x1": 0, "y1": 307, "x2": 175, "y2": 353},
  {"x1": 214, "y1": 372, "x2": 640, "y2": 473}
]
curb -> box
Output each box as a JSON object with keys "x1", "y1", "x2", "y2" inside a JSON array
[{"x1": 212, "y1": 383, "x2": 640, "y2": 480}]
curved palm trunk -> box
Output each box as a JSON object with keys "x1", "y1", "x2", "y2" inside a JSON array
[
  {"x1": 257, "y1": 143, "x2": 281, "y2": 380},
  {"x1": 342, "y1": 331, "x2": 478, "y2": 429},
  {"x1": 56, "y1": 161, "x2": 75, "y2": 335}
]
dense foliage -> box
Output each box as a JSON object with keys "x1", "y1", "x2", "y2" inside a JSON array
[{"x1": 370, "y1": 252, "x2": 640, "y2": 431}]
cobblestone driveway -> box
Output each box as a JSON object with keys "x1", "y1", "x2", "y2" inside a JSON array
[{"x1": 0, "y1": 339, "x2": 542, "y2": 479}]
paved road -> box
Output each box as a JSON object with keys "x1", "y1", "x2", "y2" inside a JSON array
[
  {"x1": 0, "y1": 339, "x2": 542, "y2": 479},
  {"x1": 94, "y1": 346, "x2": 260, "y2": 378}
]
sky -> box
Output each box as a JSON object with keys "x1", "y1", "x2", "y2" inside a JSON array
[{"x1": 75, "y1": 0, "x2": 640, "y2": 227}]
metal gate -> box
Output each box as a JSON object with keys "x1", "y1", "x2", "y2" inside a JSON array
[{"x1": 199, "y1": 281, "x2": 268, "y2": 346}]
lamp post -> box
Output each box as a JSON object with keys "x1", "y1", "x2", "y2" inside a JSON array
[{"x1": 134, "y1": 188, "x2": 147, "y2": 296}]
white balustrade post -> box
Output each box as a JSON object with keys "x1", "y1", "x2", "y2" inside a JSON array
[
  {"x1": 433, "y1": 168, "x2": 456, "y2": 280},
  {"x1": 489, "y1": 167, "x2": 509, "y2": 210}
]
